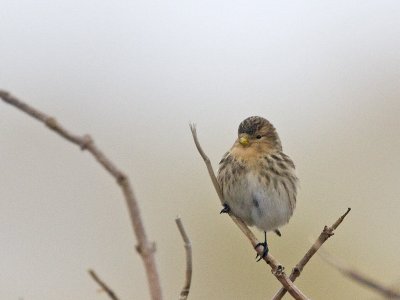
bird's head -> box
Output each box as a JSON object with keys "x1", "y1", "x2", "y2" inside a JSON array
[{"x1": 236, "y1": 116, "x2": 282, "y2": 152}]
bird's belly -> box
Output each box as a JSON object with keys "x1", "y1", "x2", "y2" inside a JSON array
[{"x1": 224, "y1": 173, "x2": 292, "y2": 232}]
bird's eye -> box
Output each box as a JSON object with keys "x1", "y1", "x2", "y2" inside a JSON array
[{"x1": 256, "y1": 135, "x2": 262, "y2": 139}]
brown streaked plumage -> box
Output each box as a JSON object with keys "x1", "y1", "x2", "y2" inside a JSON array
[{"x1": 217, "y1": 116, "x2": 298, "y2": 260}]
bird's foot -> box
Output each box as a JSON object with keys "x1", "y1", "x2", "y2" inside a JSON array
[
  {"x1": 255, "y1": 241, "x2": 269, "y2": 262},
  {"x1": 220, "y1": 203, "x2": 231, "y2": 214}
]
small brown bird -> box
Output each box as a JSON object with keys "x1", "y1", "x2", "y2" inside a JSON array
[{"x1": 217, "y1": 116, "x2": 298, "y2": 260}]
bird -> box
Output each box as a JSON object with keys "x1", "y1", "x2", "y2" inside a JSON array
[{"x1": 217, "y1": 116, "x2": 298, "y2": 261}]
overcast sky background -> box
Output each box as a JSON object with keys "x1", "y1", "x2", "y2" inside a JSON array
[{"x1": 1, "y1": 1, "x2": 400, "y2": 299}]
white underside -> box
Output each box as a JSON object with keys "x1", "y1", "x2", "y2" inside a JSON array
[{"x1": 223, "y1": 172, "x2": 293, "y2": 232}]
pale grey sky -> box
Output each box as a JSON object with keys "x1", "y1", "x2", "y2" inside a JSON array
[{"x1": 1, "y1": 1, "x2": 400, "y2": 299}]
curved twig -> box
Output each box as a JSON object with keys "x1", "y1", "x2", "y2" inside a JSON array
[
  {"x1": 175, "y1": 217, "x2": 193, "y2": 300},
  {"x1": 0, "y1": 90, "x2": 162, "y2": 300}
]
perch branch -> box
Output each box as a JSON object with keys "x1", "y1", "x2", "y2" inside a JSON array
[
  {"x1": 88, "y1": 269, "x2": 119, "y2": 300},
  {"x1": 189, "y1": 123, "x2": 308, "y2": 300},
  {"x1": 175, "y1": 217, "x2": 193, "y2": 300},
  {"x1": 319, "y1": 250, "x2": 400, "y2": 299},
  {"x1": 0, "y1": 90, "x2": 162, "y2": 300},
  {"x1": 272, "y1": 207, "x2": 351, "y2": 300}
]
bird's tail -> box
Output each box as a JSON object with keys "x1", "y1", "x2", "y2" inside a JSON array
[{"x1": 274, "y1": 229, "x2": 282, "y2": 237}]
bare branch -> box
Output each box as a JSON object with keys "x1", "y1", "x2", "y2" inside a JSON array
[
  {"x1": 0, "y1": 90, "x2": 162, "y2": 300},
  {"x1": 88, "y1": 269, "x2": 119, "y2": 300},
  {"x1": 319, "y1": 251, "x2": 400, "y2": 299},
  {"x1": 272, "y1": 208, "x2": 351, "y2": 300},
  {"x1": 175, "y1": 217, "x2": 193, "y2": 300},
  {"x1": 189, "y1": 123, "x2": 224, "y2": 202},
  {"x1": 189, "y1": 123, "x2": 309, "y2": 300}
]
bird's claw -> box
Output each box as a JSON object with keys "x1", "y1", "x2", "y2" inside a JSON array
[
  {"x1": 220, "y1": 203, "x2": 231, "y2": 214},
  {"x1": 255, "y1": 241, "x2": 269, "y2": 262}
]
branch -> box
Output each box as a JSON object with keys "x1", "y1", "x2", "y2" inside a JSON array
[
  {"x1": 272, "y1": 208, "x2": 351, "y2": 300},
  {"x1": 189, "y1": 123, "x2": 309, "y2": 300},
  {"x1": 88, "y1": 269, "x2": 119, "y2": 300},
  {"x1": 319, "y1": 251, "x2": 400, "y2": 299},
  {"x1": 175, "y1": 217, "x2": 193, "y2": 300},
  {"x1": 0, "y1": 91, "x2": 162, "y2": 300}
]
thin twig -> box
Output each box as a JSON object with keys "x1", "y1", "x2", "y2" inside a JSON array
[
  {"x1": 319, "y1": 251, "x2": 400, "y2": 299},
  {"x1": 175, "y1": 217, "x2": 193, "y2": 300},
  {"x1": 272, "y1": 208, "x2": 351, "y2": 300},
  {"x1": 0, "y1": 91, "x2": 162, "y2": 300},
  {"x1": 88, "y1": 269, "x2": 120, "y2": 300},
  {"x1": 189, "y1": 123, "x2": 309, "y2": 300}
]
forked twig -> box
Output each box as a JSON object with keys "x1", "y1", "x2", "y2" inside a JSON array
[
  {"x1": 272, "y1": 208, "x2": 351, "y2": 299},
  {"x1": 189, "y1": 123, "x2": 308, "y2": 300},
  {"x1": 175, "y1": 217, "x2": 193, "y2": 300},
  {"x1": 0, "y1": 90, "x2": 162, "y2": 300},
  {"x1": 88, "y1": 269, "x2": 119, "y2": 300}
]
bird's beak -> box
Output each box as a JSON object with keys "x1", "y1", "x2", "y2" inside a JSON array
[{"x1": 239, "y1": 135, "x2": 249, "y2": 146}]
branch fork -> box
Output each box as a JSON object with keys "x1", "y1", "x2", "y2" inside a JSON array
[{"x1": 190, "y1": 123, "x2": 352, "y2": 300}]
